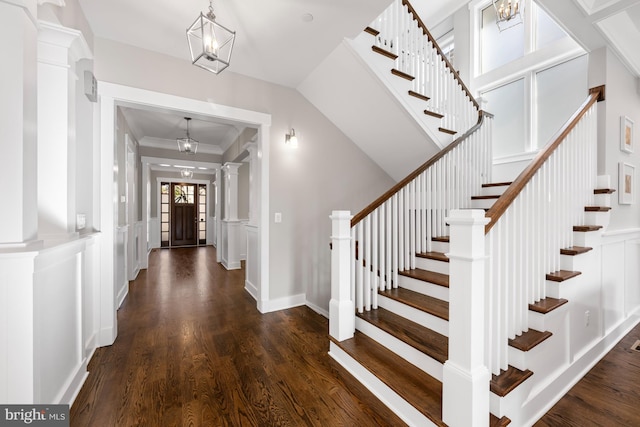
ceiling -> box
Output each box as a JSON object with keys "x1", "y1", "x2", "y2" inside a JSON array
[
  {"x1": 79, "y1": 0, "x2": 640, "y2": 163},
  {"x1": 119, "y1": 105, "x2": 247, "y2": 156}
]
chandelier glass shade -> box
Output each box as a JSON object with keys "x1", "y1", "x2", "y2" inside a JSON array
[
  {"x1": 177, "y1": 117, "x2": 199, "y2": 155},
  {"x1": 187, "y1": 1, "x2": 236, "y2": 74},
  {"x1": 492, "y1": 0, "x2": 523, "y2": 31}
]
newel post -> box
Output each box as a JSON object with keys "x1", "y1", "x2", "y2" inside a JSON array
[
  {"x1": 443, "y1": 209, "x2": 491, "y2": 427},
  {"x1": 329, "y1": 211, "x2": 355, "y2": 341}
]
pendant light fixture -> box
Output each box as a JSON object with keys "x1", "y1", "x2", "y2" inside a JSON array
[
  {"x1": 181, "y1": 168, "x2": 194, "y2": 179},
  {"x1": 177, "y1": 117, "x2": 199, "y2": 155},
  {"x1": 493, "y1": 0, "x2": 524, "y2": 31},
  {"x1": 187, "y1": 0, "x2": 236, "y2": 74}
]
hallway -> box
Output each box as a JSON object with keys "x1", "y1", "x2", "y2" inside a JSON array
[{"x1": 70, "y1": 247, "x2": 403, "y2": 426}]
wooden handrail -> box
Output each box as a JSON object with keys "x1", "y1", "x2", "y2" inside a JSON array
[
  {"x1": 351, "y1": 110, "x2": 493, "y2": 227},
  {"x1": 484, "y1": 86, "x2": 605, "y2": 233},
  {"x1": 402, "y1": 0, "x2": 480, "y2": 111}
]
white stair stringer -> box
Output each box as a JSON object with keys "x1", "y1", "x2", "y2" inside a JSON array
[
  {"x1": 298, "y1": 39, "x2": 445, "y2": 182},
  {"x1": 377, "y1": 293, "x2": 449, "y2": 337},
  {"x1": 355, "y1": 316, "x2": 444, "y2": 381},
  {"x1": 328, "y1": 341, "x2": 438, "y2": 427}
]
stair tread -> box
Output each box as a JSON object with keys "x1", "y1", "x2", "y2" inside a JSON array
[
  {"x1": 490, "y1": 365, "x2": 533, "y2": 397},
  {"x1": 432, "y1": 236, "x2": 450, "y2": 243},
  {"x1": 371, "y1": 45, "x2": 398, "y2": 60},
  {"x1": 417, "y1": 251, "x2": 449, "y2": 262},
  {"x1": 483, "y1": 182, "x2": 512, "y2": 187},
  {"x1": 357, "y1": 307, "x2": 448, "y2": 363},
  {"x1": 380, "y1": 287, "x2": 449, "y2": 321},
  {"x1": 438, "y1": 127, "x2": 457, "y2": 135},
  {"x1": 573, "y1": 225, "x2": 603, "y2": 232},
  {"x1": 399, "y1": 268, "x2": 449, "y2": 288},
  {"x1": 332, "y1": 331, "x2": 446, "y2": 426},
  {"x1": 408, "y1": 90, "x2": 430, "y2": 102},
  {"x1": 508, "y1": 329, "x2": 553, "y2": 352},
  {"x1": 594, "y1": 188, "x2": 616, "y2": 194},
  {"x1": 491, "y1": 414, "x2": 512, "y2": 426},
  {"x1": 529, "y1": 297, "x2": 568, "y2": 314},
  {"x1": 560, "y1": 246, "x2": 593, "y2": 256},
  {"x1": 364, "y1": 26, "x2": 379, "y2": 36},
  {"x1": 585, "y1": 206, "x2": 612, "y2": 212},
  {"x1": 424, "y1": 109, "x2": 445, "y2": 119},
  {"x1": 546, "y1": 270, "x2": 581, "y2": 282},
  {"x1": 391, "y1": 68, "x2": 415, "y2": 81},
  {"x1": 472, "y1": 195, "x2": 501, "y2": 200}
]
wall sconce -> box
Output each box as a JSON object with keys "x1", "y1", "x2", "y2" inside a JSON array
[{"x1": 285, "y1": 128, "x2": 299, "y2": 148}]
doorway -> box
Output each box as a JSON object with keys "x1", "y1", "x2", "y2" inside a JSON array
[{"x1": 161, "y1": 182, "x2": 208, "y2": 248}]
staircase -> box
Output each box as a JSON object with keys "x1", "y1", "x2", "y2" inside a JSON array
[{"x1": 327, "y1": 1, "x2": 617, "y2": 426}]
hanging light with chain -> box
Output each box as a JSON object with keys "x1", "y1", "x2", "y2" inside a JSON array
[{"x1": 187, "y1": 0, "x2": 236, "y2": 74}]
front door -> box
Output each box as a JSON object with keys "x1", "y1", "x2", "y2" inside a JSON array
[{"x1": 171, "y1": 183, "x2": 198, "y2": 246}]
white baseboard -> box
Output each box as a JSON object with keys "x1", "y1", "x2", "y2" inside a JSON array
[
  {"x1": 117, "y1": 282, "x2": 129, "y2": 308},
  {"x1": 57, "y1": 359, "x2": 89, "y2": 406},
  {"x1": 245, "y1": 279, "x2": 258, "y2": 301},
  {"x1": 306, "y1": 301, "x2": 329, "y2": 318},
  {"x1": 258, "y1": 293, "x2": 306, "y2": 313},
  {"x1": 221, "y1": 259, "x2": 241, "y2": 270}
]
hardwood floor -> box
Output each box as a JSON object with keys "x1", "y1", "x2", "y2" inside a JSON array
[
  {"x1": 70, "y1": 247, "x2": 405, "y2": 427},
  {"x1": 535, "y1": 321, "x2": 640, "y2": 426}
]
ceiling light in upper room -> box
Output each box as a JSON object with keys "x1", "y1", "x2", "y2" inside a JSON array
[
  {"x1": 176, "y1": 117, "x2": 199, "y2": 155},
  {"x1": 301, "y1": 13, "x2": 314, "y2": 23},
  {"x1": 493, "y1": 0, "x2": 524, "y2": 31},
  {"x1": 187, "y1": 0, "x2": 236, "y2": 74}
]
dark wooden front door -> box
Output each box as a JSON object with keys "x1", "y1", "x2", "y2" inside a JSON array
[{"x1": 171, "y1": 183, "x2": 198, "y2": 246}]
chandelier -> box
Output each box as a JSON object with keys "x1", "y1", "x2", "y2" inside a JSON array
[
  {"x1": 177, "y1": 117, "x2": 199, "y2": 155},
  {"x1": 493, "y1": 0, "x2": 523, "y2": 31},
  {"x1": 187, "y1": 0, "x2": 236, "y2": 74},
  {"x1": 181, "y1": 169, "x2": 194, "y2": 179}
]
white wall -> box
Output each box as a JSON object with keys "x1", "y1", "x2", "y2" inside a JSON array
[{"x1": 94, "y1": 38, "x2": 395, "y2": 310}]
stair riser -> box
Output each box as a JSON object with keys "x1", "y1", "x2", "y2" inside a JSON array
[
  {"x1": 490, "y1": 380, "x2": 533, "y2": 424},
  {"x1": 573, "y1": 231, "x2": 602, "y2": 248},
  {"x1": 481, "y1": 186, "x2": 509, "y2": 197},
  {"x1": 471, "y1": 198, "x2": 498, "y2": 210},
  {"x1": 584, "y1": 211, "x2": 610, "y2": 228},
  {"x1": 378, "y1": 294, "x2": 449, "y2": 337},
  {"x1": 528, "y1": 303, "x2": 569, "y2": 334},
  {"x1": 415, "y1": 257, "x2": 449, "y2": 275},
  {"x1": 355, "y1": 317, "x2": 444, "y2": 381},
  {"x1": 559, "y1": 251, "x2": 595, "y2": 272},
  {"x1": 430, "y1": 240, "x2": 450, "y2": 253},
  {"x1": 594, "y1": 193, "x2": 612, "y2": 207},
  {"x1": 328, "y1": 342, "x2": 438, "y2": 427},
  {"x1": 398, "y1": 276, "x2": 449, "y2": 302}
]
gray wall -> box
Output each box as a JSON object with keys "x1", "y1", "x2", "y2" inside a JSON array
[{"x1": 95, "y1": 38, "x2": 395, "y2": 310}]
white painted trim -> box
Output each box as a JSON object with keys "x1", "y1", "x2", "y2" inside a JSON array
[
  {"x1": 244, "y1": 279, "x2": 257, "y2": 300},
  {"x1": 306, "y1": 301, "x2": 329, "y2": 318},
  {"x1": 259, "y1": 293, "x2": 306, "y2": 313}
]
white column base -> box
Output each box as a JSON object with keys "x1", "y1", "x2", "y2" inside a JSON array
[
  {"x1": 329, "y1": 298, "x2": 355, "y2": 341},
  {"x1": 442, "y1": 360, "x2": 491, "y2": 427}
]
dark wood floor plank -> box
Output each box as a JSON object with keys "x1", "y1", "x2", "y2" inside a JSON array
[{"x1": 70, "y1": 247, "x2": 404, "y2": 427}]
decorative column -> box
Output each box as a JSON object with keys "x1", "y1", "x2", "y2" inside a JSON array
[
  {"x1": 442, "y1": 209, "x2": 491, "y2": 427},
  {"x1": 329, "y1": 211, "x2": 355, "y2": 341},
  {"x1": 0, "y1": 0, "x2": 38, "y2": 247},
  {"x1": 221, "y1": 162, "x2": 242, "y2": 270},
  {"x1": 37, "y1": 21, "x2": 92, "y2": 241},
  {"x1": 244, "y1": 142, "x2": 259, "y2": 226}
]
